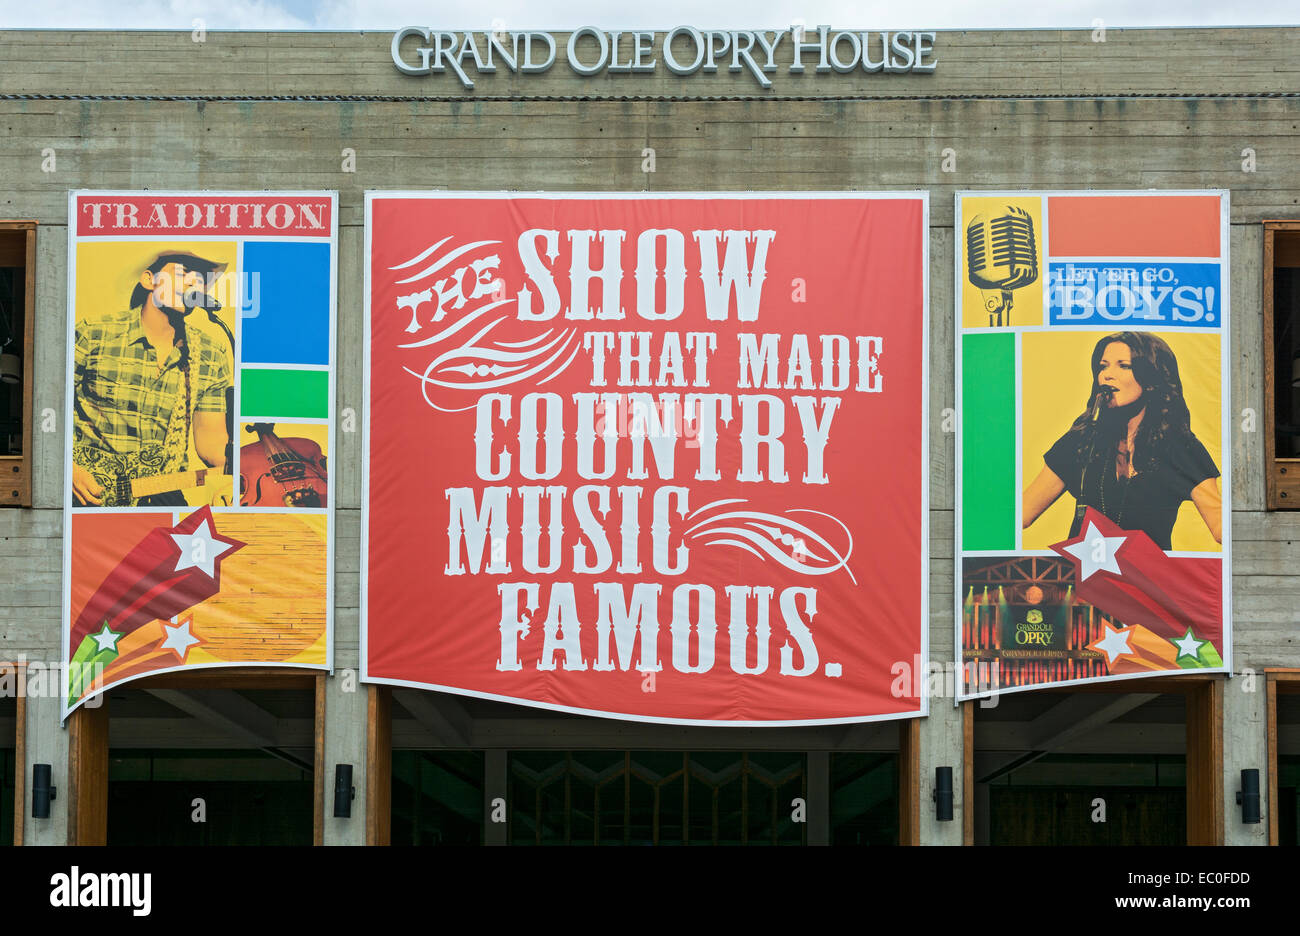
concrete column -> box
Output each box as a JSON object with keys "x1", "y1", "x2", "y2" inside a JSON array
[
  {"x1": 919, "y1": 697, "x2": 966, "y2": 844},
  {"x1": 22, "y1": 689, "x2": 68, "y2": 845},
  {"x1": 807, "y1": 751, "x2": 829, "y2": 845},
  {"x1": 484, "y1": 749, "x2": 508, "y2": 845},
  {"x1": 1222, "y1": 672, "x2": 1268, "y2": 845},
  {"x1": 322, "y1": 670, "x2": 367, "y2": 845}
]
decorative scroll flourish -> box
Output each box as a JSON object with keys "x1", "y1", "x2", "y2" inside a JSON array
[
  {"x1": 389, "y1": 236, "x2": 579, "y2": 412},
  {"x1": 685, "y1": 498, "x2": 857, "y2": 584}
]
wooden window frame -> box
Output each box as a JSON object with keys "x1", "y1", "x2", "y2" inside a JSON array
[
  {"x1": 0, "y1": 222, "x2": 36, "y2": 508},
  {"x1": 1, "y1": 662, "x2": 26, "y2": 846},
  {"x1": 0, "y1": 222, "x2": 35, "y2": 508},
  {"x1": 1266, "y1": 670, "x2": 1300, "y2": 845},
  {"x1": 1263, "y1": 221, "x2": 1300, "y2": 509}
]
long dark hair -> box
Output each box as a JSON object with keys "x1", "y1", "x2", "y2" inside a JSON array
[{"x1": 1064, "y1": 331, "x2": 1193, "y2": 472}]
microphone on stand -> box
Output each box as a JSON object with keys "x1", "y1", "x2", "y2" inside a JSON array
[
  {"x1": 207, "y1": 308, "x2": 237, "y2": 483},
  {"x1": 1076, "y1": 382, "x2": 1118, "y2": 525},
  {"x1": 965, "y1": 206, "x2": 1039, "y2": 327},
  {"x1": 1075, "y1": 386, "x2": 1117, "y2": 526}
]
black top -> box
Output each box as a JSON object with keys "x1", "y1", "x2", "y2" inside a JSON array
[{"x1": 1044, "y1": 429, "x2": 1219, "y2": 550}]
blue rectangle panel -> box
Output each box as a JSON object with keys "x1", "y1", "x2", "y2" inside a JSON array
[
  {"x1": 240, "y1": 241, "x2": 332, "y2": 365},
  {"x1": 1047, "y1": 262, "x2": 1223, "y2": 328}
]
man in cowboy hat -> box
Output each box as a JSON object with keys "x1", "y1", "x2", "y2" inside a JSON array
[{"x1": 72, "y1": 251, "x2": 232, "y2": 506}]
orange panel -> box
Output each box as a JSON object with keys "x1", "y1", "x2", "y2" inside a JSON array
[{"x1": 1048, "y1": 195, "x2": 1221, "y2": 258}]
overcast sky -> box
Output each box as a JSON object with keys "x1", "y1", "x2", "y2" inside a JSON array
[{"x1": 0, "y1": 0, "x2": 1296, "y2": 30}]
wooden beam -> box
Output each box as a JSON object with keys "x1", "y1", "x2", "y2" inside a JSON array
[
  {"x1": 1268, "y1": 673, "x2": 1279, "y2": 846},
  {"x1": 11, "y1": 662, "x2": 25, "y2": 846},
  {"x1": 67, "y1": 700, "x2": 109, "y2": 846},
  {"x1": 366, "y1": 685, "x2": 391, "y2": 846},
  {"x1": 1186, "y1": 677, "x2": 1225, "y2": 846},
  {"x1": 313, "y1": 675, "x2": 325, "y2": 847},
  {"x1": 962, "y1": 701, "x2": 974, "y2": 846},
  {"x1": 20, "y1": 226, "x2": 33, "y2": 507},
  {"x1": 898, "y1": 718, "x2": 920, "y2": 845}
]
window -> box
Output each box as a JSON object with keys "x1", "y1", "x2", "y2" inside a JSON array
[
  {"x1": 1265, "y1": 223, "x2": 1300, "y2": 509},
  {"x1": 0, "y1": 222, "x2": 36, "y2": 508}
]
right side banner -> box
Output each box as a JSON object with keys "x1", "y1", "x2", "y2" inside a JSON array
[{"x1": 955, "y1": 191, "x2": 1231, "y2": 699}]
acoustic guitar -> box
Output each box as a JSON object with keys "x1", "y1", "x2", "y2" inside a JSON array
[{"x1": 74, "y1": 443, "x2": 225, "y2": 507}]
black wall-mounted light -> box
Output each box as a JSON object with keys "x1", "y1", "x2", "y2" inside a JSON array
[
  {"x1": 0, "y1": 350, "x2": 19, "y2": 385},
  {"x1": 1236, "y1": 769, "x2": 1261, "y2": 824},
  {"x1": 31, "y1": 763, "x2": 56, "y2": 819},
  {"x1": 333, "y1": 764, "x2": 356, "y2": 818},
  {"x1": 934, "y1": 766, "x2": 954, "y2": 822}
]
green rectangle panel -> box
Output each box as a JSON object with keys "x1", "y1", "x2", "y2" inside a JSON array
[
  {"x1": 241, "y1": 368, "x2": 329, "y2": 420},
  {"x1": 961, "y1": 333, "x2": 1016, "y2": 550}
]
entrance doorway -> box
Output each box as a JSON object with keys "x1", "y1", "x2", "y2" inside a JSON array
[
  {"x1": 1, "y1": 692, "x2": 14, "y2": 845},
  {"x1": 1270, "y1": 673, "x2": 1300, "y2": 844},
  {"x1": 108, "y1": 748, "x2": 312, "y2": 845},
  {"x1": 387, "y1": 693, "x2": 906, "y2": 845},
  {"x1": 987, "y1": 754, "x2": 1186, "y2": 845},
  {"x1": 971, "y1": 677, "x2": 1222, "y2": 844},
  {"x1": 68, "y1": 671, "x2": 320, "y2": 845}
]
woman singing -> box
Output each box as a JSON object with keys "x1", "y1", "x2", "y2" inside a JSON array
[{"x1": 1022, "y1": 331, "x2": 1222, "y2": 550}]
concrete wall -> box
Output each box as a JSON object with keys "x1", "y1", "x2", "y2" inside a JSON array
[{"x1": 1, "y1": 27, "x2": 1298, "y2": 843}]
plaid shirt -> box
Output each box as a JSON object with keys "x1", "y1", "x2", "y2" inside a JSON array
[{"x1": 73, "y1": 310, "x2": 230, "y2": 472}]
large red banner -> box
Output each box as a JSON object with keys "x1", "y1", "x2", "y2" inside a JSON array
[{"x1": 364, "y1": 193, "x2": 927, "y2": 724}]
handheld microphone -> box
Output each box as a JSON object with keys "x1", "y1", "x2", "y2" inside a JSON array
[
  {"x1": 1090, "y1": 386, "x2": 1115, "y2": 422},
  {"x1": 965, "y1": 206, "x2": 1039, "y2": 326}
]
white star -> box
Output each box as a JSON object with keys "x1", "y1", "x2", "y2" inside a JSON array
[
  {"x1": 1094, "y1": 623, "x2": 1135, "y2": 665},
  {"x1": 1172, "y1": 628, "x2": 1205, "y2": 662},
  {"x1": 159, "y1": 619, "x2": 201, "y2": 662},
  {"x1": 170, "y1": 518, "x2": 234, "y2": 579},
  {"x1": 1062, "y1": 521, "x2": 1126, "y2": 581},
  {"x1": 90, "y1": 623, "x2": 122, "y2": 653}
]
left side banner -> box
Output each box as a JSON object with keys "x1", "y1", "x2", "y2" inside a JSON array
[{"x1": 63, "y1": 191, "x2": 338, "y2": 715}]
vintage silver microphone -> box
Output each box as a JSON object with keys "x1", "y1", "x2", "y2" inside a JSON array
[{"x1": 965, "y1": 206, "x2": 1039, "y2": 326}]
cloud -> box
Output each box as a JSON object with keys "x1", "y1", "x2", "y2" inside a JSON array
[
  {"x1": 1, "y1": 0, "x2": 1296, "y2": 29},
  {"x1": 1, "y1": 0, "x2": 308, "y2": 28}
]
